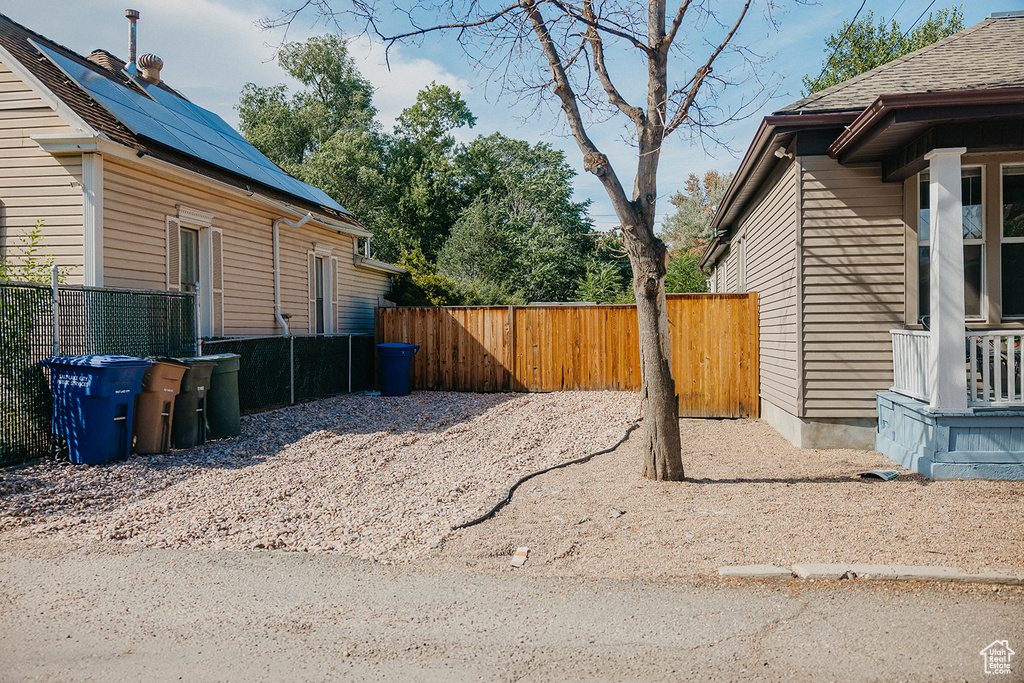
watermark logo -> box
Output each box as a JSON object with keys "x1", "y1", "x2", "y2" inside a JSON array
[{"x1": 980, "y1": 640, "x2": 1015, "y2": 675}]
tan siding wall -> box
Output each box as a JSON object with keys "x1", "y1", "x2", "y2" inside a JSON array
[
  {"x1": 799, "y1": 156, "x2": 904, "y2": 418},
  {"x1": 735, "y1": 161, "x2": 800, "y2": 414},
  {"x1": 103, "y1": 158, "x2": 390, "y2": 335},
  {"x1": 724, "y1": 247, "x2": 737, "y2": 292},
  {"x1": 0, "y1": 61, "x2": 83, "y2": 282}
]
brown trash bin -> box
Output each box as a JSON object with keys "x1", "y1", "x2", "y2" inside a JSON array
[{"x1": 133, "y1": 359, "x2": 187, "y2": 455}]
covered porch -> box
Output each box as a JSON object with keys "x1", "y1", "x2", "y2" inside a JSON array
[{"x1": 827, "y1": 89, "x2": 1024, "y2": 479}]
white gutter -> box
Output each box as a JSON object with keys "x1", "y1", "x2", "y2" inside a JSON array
[{"x1": 273, "y1": 213, "x2": 313, "y2": 335}]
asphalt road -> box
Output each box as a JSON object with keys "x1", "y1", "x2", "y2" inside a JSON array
[{"x1": 1, "y1": 543, "x2": 1021, "y2": 681}]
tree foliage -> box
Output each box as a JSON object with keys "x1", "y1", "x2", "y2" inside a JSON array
[
  {"x1": 439, "y1": 135, "x2": 594, "y2": 304},
  {"x1": 237, "y1": 35, "x2": 375, "y2": 168},
  {"x1": 803, "y1": 6, "x2": 964, "y2": 94},
  {"x1": 661, "y1": 170, "x2": 732, "y2": 252},
  {"x1": 664, "y1": 249, "x2": 708, "y2": 293},
  {"x1": 0, "y1": 220, "x2": 62, "y2": 283}
]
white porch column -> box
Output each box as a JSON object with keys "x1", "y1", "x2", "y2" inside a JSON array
[
  {"x1": 925, "y1": 147, "x2": 968, "y2": 413},
  {"x1": 81, "y1": 152, "x2": 103, "y2": 286}
]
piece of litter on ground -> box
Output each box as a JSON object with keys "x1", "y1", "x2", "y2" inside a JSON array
[
  {"x1": 608, "y1": 509, "x2": 623, "y2": 518},
  {"x1": 510, "y1": 547, "x2": 529, "y2": 567},
  {"x1": 860, "y1": 470, "x2": 899, "y2": 481},
  {"x1": 551, "y1": 515, "x2": 565, "y2": 524},
  {"x1": 576, "y1": 516, "x2": 590, "y2": 525}
]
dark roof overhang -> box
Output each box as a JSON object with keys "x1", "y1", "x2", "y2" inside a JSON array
[
  {"x1": 699, "y1": 112, "x2": 857, "y2": 270},
  {"x1": 829, "y1": 87, "x2": 1024, "y2": 181}
]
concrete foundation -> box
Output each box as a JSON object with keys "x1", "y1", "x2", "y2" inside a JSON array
[
  {"x1": 875, "y1": 391, "x2": 1024, "y2": 480},
  {"x1": 762, "y1": 399, "x2": 877, "y2": 450}
]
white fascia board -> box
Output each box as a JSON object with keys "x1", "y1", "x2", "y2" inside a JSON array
[
  {"x1": 354, "y1": 255, "x2": 405, "y2": 275},
  {"x1": 31, "y1": 132, "x2": 102, "y2": 154},
  {"x1": 0, "y1": 42, "x2": 98, "y2": 135}
]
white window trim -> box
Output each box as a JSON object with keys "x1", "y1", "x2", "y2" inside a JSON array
[
  {"x1": 171, "y1": 214, "x2": 223, "y2": 338},
  {"x1": 176, "y1": 204, "x2": 214, "y2": 228},
  {"x1": 918, "y1": 165, "x2": 986, "y2": 321},
  {"x1": 1000, "y1": 163, "x2": 1024, "y2": 319}
]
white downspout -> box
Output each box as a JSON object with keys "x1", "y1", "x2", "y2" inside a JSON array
[{"x1": 273, "y1": 212, "x2": 313, "y2": 336}]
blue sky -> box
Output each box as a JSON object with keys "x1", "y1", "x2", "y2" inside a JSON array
[{"x1": 4, "y1": 0, "x2": 1018, "y2": 233}]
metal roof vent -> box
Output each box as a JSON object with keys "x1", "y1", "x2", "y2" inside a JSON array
[
  {"x1": 138, "y1": 54, "x2": 163, "y2": 85},
  {"x1": 125, "y1": 9, "x2": 140, "y2": 76}
]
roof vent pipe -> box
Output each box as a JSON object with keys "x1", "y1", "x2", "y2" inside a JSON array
[{"x1": 125, "y1": 9, "x2": 140, "y2": 76}]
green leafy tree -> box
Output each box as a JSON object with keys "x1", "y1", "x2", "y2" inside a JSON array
[
  {"x1": 803, "y1": 7, "x2": 964, "y2": 94},
  {"x1": 661, "y1": 171, "x2": 732, "y2": 252},
  {"x1": 237, "y1": 35, "x2": 376, "y2": 167},
  {"x1": 439, "y1": 135, "x2": 594, "y2": 304},
  {"x1": 664, "y1": 250, "x2": 708, "y2": 293},
  {"x1": 386, "y1": 247, "x2": 463, "y2": 306},
  {"x1": 379, "y1": 84, "x2": 477, "y2": 261}
]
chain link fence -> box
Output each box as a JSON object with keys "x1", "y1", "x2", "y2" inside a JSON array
[
  {"x1": 201, "y1": 334, "x2": 376, "y2": 413},
  {"x1": 1, "y1": 280, "x2": 197, "y2": 467},
  {"x1": 3, "y1": 277, "x2": 379, "y2": 466}
]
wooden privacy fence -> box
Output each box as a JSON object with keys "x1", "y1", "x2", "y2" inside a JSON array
[{"x1": 375, "y1": 293, "x2": 759, "y2": 418}]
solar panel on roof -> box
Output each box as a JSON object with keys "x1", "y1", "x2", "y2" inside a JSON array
[{"x1": 34, "y1": 42, "x2": 351, "y2": 216}]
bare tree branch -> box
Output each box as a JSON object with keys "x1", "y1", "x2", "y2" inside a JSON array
[
  {"x1": 583, "y1": 0, "x2": 643, "y2": 124},
  {"x1": 665, "y1": 0, "x2": 751, "y2": 137}
]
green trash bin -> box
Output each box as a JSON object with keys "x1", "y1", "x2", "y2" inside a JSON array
[
  {"x1": 185, "y1": 353, "x2": 241, "y2": 439},
  {"x1": 171, "y1": 360, "x2": 216, "y2": 449}
]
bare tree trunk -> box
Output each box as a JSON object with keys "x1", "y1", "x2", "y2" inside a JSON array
[{"x1": 626, "y1": 221, "x2": 684, "y2": 481}]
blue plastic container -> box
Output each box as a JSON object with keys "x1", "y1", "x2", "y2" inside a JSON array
[
  {"x1": 376, "y1": 343, "x2": 420, "y2": 396},
  {"x1": 43, "y1": 355, "x2": 151, "y2": 465}
]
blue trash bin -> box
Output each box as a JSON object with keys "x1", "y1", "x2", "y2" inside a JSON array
[
  {"x1": 376, "y1": 343, "x2": 420, "y2": 396},
  {"x1": 43, "y1": 355, "x2": 151, "y2": 465}
]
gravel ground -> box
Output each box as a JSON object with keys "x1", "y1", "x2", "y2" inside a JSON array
[
  {"x1": 0, "y1": 392, "x2": 639, "y2": 562},
  {"x1": 438, "y1": 417, "x2": 1024, "y2": 580},
  {"x1": 2, "y1": 392, "x2": 1022, "y2": 582}
]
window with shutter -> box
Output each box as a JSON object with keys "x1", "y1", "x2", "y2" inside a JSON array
[{"x1": 166, "y1": 217, "x2": 180, "y2": 291}]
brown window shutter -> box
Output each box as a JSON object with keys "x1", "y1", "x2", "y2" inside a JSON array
[
  {"x1": 211, "y1": 228, "x2": 224, "y2": 337},
  {"x1": 308, "y1": 251, "x2": 316, "y2": 334},
  {"x1": 166, "y1": 217, "x2": 180, "y2": 291},
  {"x1": 330, "y1": 255, "x2": 339, "y2": 334}
]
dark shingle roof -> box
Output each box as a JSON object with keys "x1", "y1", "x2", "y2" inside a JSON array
[
  {"x1": 777, "y1": 16, "x2": 1024, "y2": 115},
  {"x1": 0, "y1": 12, "x2": 360, "y2": 227}
]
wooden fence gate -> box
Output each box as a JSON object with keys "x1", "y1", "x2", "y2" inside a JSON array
[{"x1": 375, "y1": 293, "x2": 759, "y2": 418}]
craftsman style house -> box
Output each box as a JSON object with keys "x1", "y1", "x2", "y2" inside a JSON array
[
  {"x1": 0, "y1": 12, "x2": 400, "y2": 338},
  {"x1": 700, "y1": 12, "x2": 1024, "y2": 479}
]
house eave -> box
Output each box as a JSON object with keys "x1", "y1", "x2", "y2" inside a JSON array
[
  {"x1": 699, "y1": 111, "x2": 857, "y2": 270},
  {"x1": 33, "y1": 133, "x2": 371, "y2": 238},
  {"x1": 829, "y1": 87, "x2": 1024, "y2": 164},
  {"x1": 354, "y1": 256, "x2": 405, "y2": 275}
]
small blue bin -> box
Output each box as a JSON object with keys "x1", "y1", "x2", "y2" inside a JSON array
[
  {"x1": 376, "y1": 343, "x2": 419, "y2": 397},
  {"x1": 43, "y1": 355, "x2": 152, "y2": 465}
]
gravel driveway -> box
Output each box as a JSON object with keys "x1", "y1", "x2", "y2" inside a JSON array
[{"x1": 0, "y1": 392, "x2": 639, "y2": 562}]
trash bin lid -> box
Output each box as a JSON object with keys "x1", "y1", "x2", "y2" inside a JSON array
[
  {"x1": 43, "y1": 354, "x2": 152, "y2": 368},
  {"x1": 376, "y1": 343, "x2": 420, "y2": 357},
  {"x1": 184, "y1": 353, "x2": 240, "y2": 374}
]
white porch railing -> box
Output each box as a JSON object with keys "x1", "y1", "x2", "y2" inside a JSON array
[
  {"x1": 890, "y1": 329, "x2": 932, "y2": 402},
  {"x1": 891, "y1": 330, "x2": 1024, "y2": 408},
  {"x1": 967, "y1": 332, "x2": 1024, "y2": 407}
]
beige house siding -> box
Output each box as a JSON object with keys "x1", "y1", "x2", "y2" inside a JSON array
[
  {"x1": 0, "y1": 61, "x2": 83, "y2": 281},
  {"x1": 103, "y1": 157, "x2": 389, "y2": 336},
  {"x1": 799, "y1": 156, "x2": 905, "y2": 418},
  {"x1": 736, "y1": 161, "x2": 800, "y2": 415}
]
